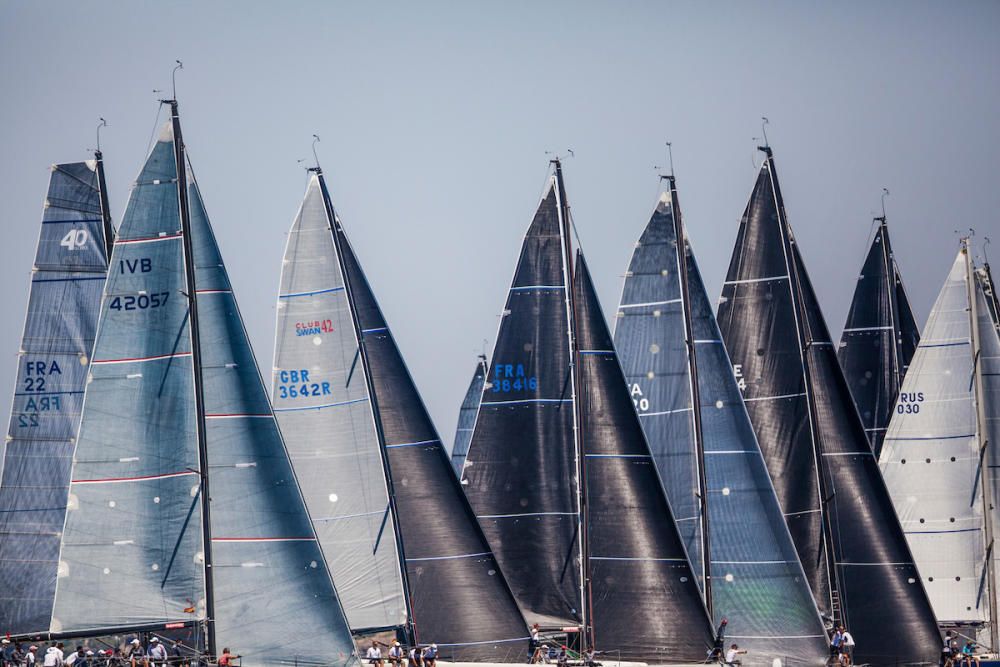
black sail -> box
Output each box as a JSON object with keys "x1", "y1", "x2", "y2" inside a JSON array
[
  {"x1": 575, "y1": 254, "x2": 714, "y2": 662},
  {"x1": 718, "y1": 148, "x2": 941, "y2": 663},
  {"x1": 333, "y1": 224, "x2": 529, "y2": 659},
  {"x1": 837, "y1": 219, "x2": 920, "y2": 457},
  {"x1": 463, "y1": 184, "x2": 582, "y2": 628}
]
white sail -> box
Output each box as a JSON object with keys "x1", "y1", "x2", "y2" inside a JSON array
[
  {"x1": 881, "y1": 250, "x2": 987, "y2": 625},
  {"x1": 272, "y1": 175, "x2": 407, "y2": 632}
]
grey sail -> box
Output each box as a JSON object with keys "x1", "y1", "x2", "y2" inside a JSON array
[
  {"x1": 0, "y1": 159, "x2": 112, "y2": 634},
  {"x1": 614, "y1": 186, "x2": 828, "y2": 664},
  {"x1": 50, "y1": 113, "x2": 358, "y2": 666},
  {"x1": 451, "y1": 356, "x2": 487, "y2": 477}
]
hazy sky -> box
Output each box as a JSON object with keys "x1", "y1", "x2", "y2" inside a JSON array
[{"x1": 2, "y1": 1, "x2": 998, "y2": 450}]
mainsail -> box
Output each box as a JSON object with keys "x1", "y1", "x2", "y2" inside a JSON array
[
  {"x1": 0, "y1": 157, "x2": 113, "y2": 634},
  {"x1": 716, "y1": 146, "x2": 940, "y2": 663},
  {"x1": 451, "y1": 355, "x2": 487, "y2": 477},
  {"x1": 273, "y1": 171, "x2": 527, "y2": 660},
  {"x1": 837, "y1": 215, "x2": 920, "y2": 457},
  {"x1": 614, "y1": 180, "x2": 827, "y2": 663},
  {"x1": 50, "y1": 105, "x2": 357, "y2": 667},
  {"x1": 881, "y1": 241, "x2": 1000, "y2": 647},
  {"x1": 981, "y1": 259, "x2": 1000, "y2": 334},
  {"x1": 463, "y1": 162, "x2": 713, "y2": 662}
]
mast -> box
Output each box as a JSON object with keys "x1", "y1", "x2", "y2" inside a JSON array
[
  {"x1": 93, "y1": 149, "x2": 115, "y2": 260},
  {"x1": 760, "y1": 145, "x2": 839, "y2": 621},
  {"x1": 313, "y1": 166, "x2": 416, "y2": 644},
  {"x1": 664, "y1": 172, "x2": 712, "y2": 614},
  {"x1": 552, "y1": 158, "x2": 591, "y2": 651},
  {"x1": 875, "y1": 209, "x2": 908, "y2": 410},
  {"x1": 166, "y1": 99, "x2": 216, "y2": 659},
  {"x1": 965, "y1": 237, "x2": 998, "y2": 648}
]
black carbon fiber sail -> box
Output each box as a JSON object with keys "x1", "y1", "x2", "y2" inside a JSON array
[
  {"x1": 575, "y1": 253, "x2": 714, "y2": 662},
  {"x1": 717, "y1": 148, "x2": 941, "y2": 663},
  {"x1": 331, "y1": 209, "x2": 529, "y2": 659},
  {"x1": 837, "y1": 219, "x2": 920, "y2": 458},
  {"x1": 462, "y1": 184, "x2": 582, "y2": 628}
]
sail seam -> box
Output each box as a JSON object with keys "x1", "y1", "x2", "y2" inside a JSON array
[
  {"x1": 278, "y1": 286, "x2": 345, "y2": 299},
  {"x1": 72, "y1": 470, "x2": 198, "y2": 484},
  {"x1": 115, "y1": 232, "x2": 182, "y2": 246},
  {"x1": 618, "y1": 298, "x2": 682, "y2": 309},
  {"x1": 406, "y1": 552, "x2": 491, "y2": 562},
  {"x1": 385, "y1": 439, "x2": 439, "y2": 449},
  {"x1": 476, "y1": 511, "x2": 577, "y2": 519},
  {"x1": 743, "y1": 392, "x2": 806, "y2": 402},
  {"x1": 92, "y1": 351, "x2": 192, "y2": 365},
  {"x1": 272, "y1": 397, "x2": 368, "y2": 412},
  {"x1": 723, "y1": 275, "x2": 789, "y2": 285}
]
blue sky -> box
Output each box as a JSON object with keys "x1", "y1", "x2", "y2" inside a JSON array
[{"x1": 2, "y1": 1, "x2": 998, "y2": 445}]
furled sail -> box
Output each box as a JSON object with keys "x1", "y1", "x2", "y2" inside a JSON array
[
  {"x1": 575, "y1": 253, "x2": 714, "y2": 662},
  {"x1": 838, "y1": 216, "x2": 920, "y2": 457},
  {"x1": 0, "y1": 159, "x2": 113, "y2": 634},
  {"x1": 881, "y1": 244, "x2": 1000, "y2": 645},
  {"x1": 614, "y1": 185, "x2": 827, "y2": 663},
  {"x1": 274, "y1": 172, "x2": 527, "y2": 660},
  {"x1": 51, "y1": 111, "x2": 357, "y2": 667},
  {"x1": 451, "y1": 355, "x2": 487, "y2": 477},
  {"x1": 717, "y1": 147, "x2": 940, "y2": 663}
]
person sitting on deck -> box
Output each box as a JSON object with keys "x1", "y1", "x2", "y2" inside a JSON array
[
  {"x1": 556, "y1": 646, "x2": 568, "y2": 667},
  {"x1": 408, "y1": 646, "x2": 423, "y2": 667},
  {"x1": 366, "y1": 643, "x2": 382, "y2": 667},
  {"x1": 147, "y1": 638, "x2": 168, "y2": 667},
  {"x1": 386, "y1": 642, "x2": 403, "y2": 667},
  {"x1": 127, "y1": 640, "x2": 147, "y2": 667},
  {"x1": 961, "y1": 642, "x2": 981, "y2": 667},
  {"x1": 724, "y1": 644, "x2": 746, "y2": 667},
  {"x1": 423, "y1": 644, "x2": 438, "y2": 667}
]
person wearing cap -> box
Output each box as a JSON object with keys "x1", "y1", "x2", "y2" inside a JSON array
[
  {"x1": 25, "y1": 646, "x2": 38, "y2": 667},
  {"x1": 423, "y1": 644, "x2": 437, "y2": 667},
  {"x1": 127, "y1": 639, "x2": 147, "y2": 667},
  {"x1": 386, "y1": 642, "x2": 403, "y2": 667},
  {"x1": 1, "y1": 638, "x2": 12, "y2": 667},
  {"x1": 147, "y1": 639, "x2": 167, "y2": 667}
]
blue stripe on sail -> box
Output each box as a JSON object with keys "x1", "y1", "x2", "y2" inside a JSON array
[
  {"x1": 585, "y1": 453, "x2": 652, "y2": 459},
  {"x1": 362, "y1": 327, "x2": 388, "y2": 334},
  {"x1": 579, "y1": 350, "x2": 614, "y2": 355},
  {"x1": 482, "y1": 398, "x2": 572, "y2": 405},
  {"x1": 32, "y1": 276, "x2": 106, "y2": 284},
  {"x1": 921, "y1": 341, "x2": 969, "y2": 348},
  {"x1": 510, "y1": 285, "x2": 564, "y2": 291},
  {"x1": 905, "y1": 527, "x2": 981, "y2": 535},
  {"x1": 14, "y1": 390, "x2": 84, "y2": 397},
  {"x1": 885, "y1": 433, "x2": 976, "y2": 441},
  {"x1": 278, "y1": 286, "x2": 345, "y2": 299},
  {"x1": 386, "y1": 439, "x2": 440, "y2": 449},
  {"x1": 273, "y1": 397, "x2": 369, "y2": 412},
  {"x1": 41, "y1": 218, "x2": 102, "y2": 225}
]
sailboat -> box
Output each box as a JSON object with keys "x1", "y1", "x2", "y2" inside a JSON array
[
  {"x1": 44, "y1": 101, "x2": 358, "y2": 667},
  {"x1": 613, "y1": 171, "x2": 828, "y2": 664},
  {"x1": 271, "y1": 166, "x2": 528, "y2": 660},
  {"x1": 716, "y1": 143, "x2": 941, "y2": 663},
  {"x1": 837, "y1": 208, "x2": 920, "y2": 458},
  {"x1": 462, "y1": 160, "x2": 714, "y2": 663},
  {"x1": 451, "y1": 355, "x2": 487, "y2": 477},
  {"x1": 0, "y1": 151, "x2": 114, "y2": 634},
  {"x1": 880, "y1": 238, "x2": 1000, "y2": 649}
]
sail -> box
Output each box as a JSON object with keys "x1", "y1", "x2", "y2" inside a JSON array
[
  {"x1": 272, "y1": 176, "x2": 406, "y2": 634},
  {"x1": 0, "y1": 161, "x2": 111, "y2": 634},
  {"x1": 575, "y1": 253, "x2": 714, "y2": 662},
  {"x1": 275, "y1": 174, "x2": 528, "y2": 659},
  {"x1": 838, "y1": 220, "x2": 921, "y2": 458},
  {"x1": 52, "y1": 122, "x2": 357, "y2": 666},
  {"x1": 717, "y1": 149, "x2": 941, "y2": 663},
  {"x1": 614, "y1": 191, "x2": 827, "y2": 663},
  {"x1": 187, "y1": 173, "x2": 357, "y2": 664},
  {"x1": 979, "y1": 266, "x2": 1000, "y2": 639},
  {"x1": 451, "y1": 356, "x2": 487, "y2": 477},
  {"x1": 982, "y1": 262, "x2": 1000, "y2": 334},
  {"x1": 462, "y1": 182, "x2": 581, "y2": 628}
]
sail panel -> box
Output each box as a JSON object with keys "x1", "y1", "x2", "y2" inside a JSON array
[
  {"x1": 463, "y1": 184, "x2": 581, "y2": 627},
  {"x1": 271, "y1": 176, "x2": 405, "y2": 633},
  {"x1": 335, "y1": 214, "x2": 528, "y2": 659},
  {"x1": 576, "y1": 254, "x2": 713, "y2": 661},
  {"x1": 451, "y1": 357, "x2": 486, "y2": 477},
  {"x1": 0, "y1": 160, "x2": 111, "y2": 633}
]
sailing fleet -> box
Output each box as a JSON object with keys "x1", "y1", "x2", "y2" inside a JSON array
[{"x1": 0, "y1": 100, "x2": 998, "y2": 667}]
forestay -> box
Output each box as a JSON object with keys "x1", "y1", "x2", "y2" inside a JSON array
[
  {"x1": 614, "y1": 189, "x2": 827, "y2": 664},
  {"x1": 450, "y1": 356, "x2": 486, "y2": 477},
  {"x1": 838, "y1": 218, "x2": 920, "y2": 458},
  {"x1": 0, "y1": 160, "x2": 112, "y2": 634},
  {"x1": 717, "y1": 147, "x2": 940, "y2": 664}
]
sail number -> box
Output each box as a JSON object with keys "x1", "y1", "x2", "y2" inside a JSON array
[
  {"x1": 277, "y1": 369, "x2": 331, "y2": 399},
  {"x1": 17, "y1": 359, "x2": 64, "y2": 427},
  {"x1": 630, "y1": 383, "x2": 650, "y2": 412},
  {"x1": 60, "y1": 229, "x2": 89, "y2": 250},
  {"x1": 109, "y1": 292, "x2": 170, "y2": 311},
  {"x1": 895, "y1": 391, "x2": 924, "y2": 414},
  {"x1": 733, "y1": 364, "x2": 747, "y2": 391},
  {"x1": 491, "y1": 363, "x2": 537, "y2": 393}
]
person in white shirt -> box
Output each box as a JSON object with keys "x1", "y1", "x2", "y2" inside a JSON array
[
  {"x1": 147, "y1": 638, "x2": 168, "y2": 667},
  {"x1": 387, "y1": 642, "x2": 403, "y2": 667},
  {"x1": 725, "y1": 643, "x2": 746, "y2": 666},
  {"x1": 42, "y1": 648, "x2": 59, "y2": 667},
  {"x1": 64, "y1": 647, "x2": 85, "y2": 666},
  {"x1": 26, "y1": 646, "x2": 38, "y2": 667},
  {"x1": 365, "y1": 643, "x2": 382, "y2": 666},
  {"x1": 837, "y1": 626, "x2": 855, "y2": 666}
]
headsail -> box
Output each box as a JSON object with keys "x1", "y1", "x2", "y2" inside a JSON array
[
  {"x1": 576, "y1": 253, "x2": 714, "y2": 662},
  {"x1": 614, "y1": 185, "x2": 827, "y2": 663},
  {"x1": 274, "y1": 173, "x2": 528, "y2": 660},
  {"x1": 451, "y1": 355, "x2": 487, "y2": 477},
  {"x1": 882, "y1": 244, "x2": 1000, "y2": 645},
  {"x1": 837, "y1": 217, "x2": 920, "y2": 457},
  {"x1": 0, "y1": 159, "x2": 112, "y2": 634},
  {"x1": 51, "y1": 112, "x2": 357, "y2": 666},
  {"x1": 717, "y1": 147, "x2": 940, "y2": 663}
]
